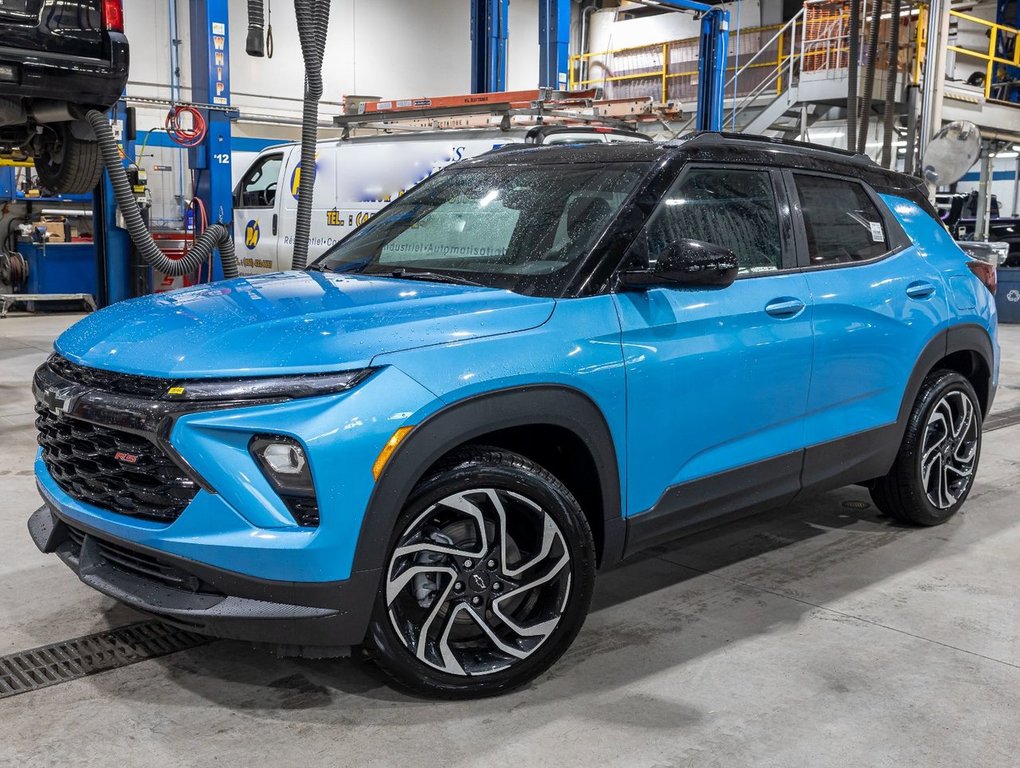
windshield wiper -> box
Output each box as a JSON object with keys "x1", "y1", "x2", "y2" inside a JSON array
[{"x1": 389, "y1": 269, "x2": 485, "y2": 287}]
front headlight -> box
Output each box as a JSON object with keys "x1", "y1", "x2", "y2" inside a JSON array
[{"x1": 161, "y1": 368, "x2": 374, "y2": 402}]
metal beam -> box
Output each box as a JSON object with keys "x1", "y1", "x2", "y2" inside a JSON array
[
  {"x1": 539, "y1": 0, "x2": 570, "y2": 89},
  {"x1": 471, "y1": 0, "x2": 509, "y2": 93},
  {"x1": 188, "y1": 0, "x2": 233, "y2": 279},
  {"x1": 918, "y1": 0, "x2": 950, "y2": 172},
  {"x1": 975, "y1": 146, "x2": 992, "y2": 241}
]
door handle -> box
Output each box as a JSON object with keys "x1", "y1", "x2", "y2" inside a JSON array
[
  {"x1": 272, "y1": 213, "x2": 278, "y2": 236},
  {"x1": 764, "y1": 297, "x2": 806, "y2": 319},
  {"x1": 906, "y1": 280, "x2": 936, "y2": 299}
]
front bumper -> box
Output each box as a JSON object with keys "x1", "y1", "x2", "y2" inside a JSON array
[{"x1": 28, "y1": 503, "x2": 379, "y2": 654}]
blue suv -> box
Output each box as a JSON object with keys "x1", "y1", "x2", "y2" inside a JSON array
[{"x1": 29, "y1": 134, "x2": 998, "y2": 698}]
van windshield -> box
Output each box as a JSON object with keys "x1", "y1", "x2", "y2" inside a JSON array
[{"x1": 312, "y1": 162, "x2": 648, "y2": 295}]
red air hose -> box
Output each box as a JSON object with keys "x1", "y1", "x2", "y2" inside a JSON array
[{"x1": 165, "y1": 105, "x2": 207, "y2": 148}]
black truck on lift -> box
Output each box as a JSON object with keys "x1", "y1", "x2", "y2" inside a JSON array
[{"x1": 0, "y1": 0, "x2": 128, "y2": 194}]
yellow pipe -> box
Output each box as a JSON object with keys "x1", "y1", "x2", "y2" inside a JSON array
[{"x1": 661, "y1": 42, "x2": 669, "y2": 103}]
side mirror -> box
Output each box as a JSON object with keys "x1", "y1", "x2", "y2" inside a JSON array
[{"x1": 618, "y1": 238, "x2": 739, "y2": 289}]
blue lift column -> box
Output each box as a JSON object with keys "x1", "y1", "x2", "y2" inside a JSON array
[
  {"x1": 638, "y1": 0, "x2": 730, "y2": 131},
  {"x1": 696, "y1": 5, "x2": 729, "y2": 131},
  {"x1": 470, "y1": 0, "x2": 509, "y2": 93},
  {"x1": 539, "y1": 0, "x2": 570, "y2": 89},
  {"x1": 188, "y1": 0, "x2": 234, "y2": 280},
  {"x1": 92, "y1": 101, "x2": 133, "y2": 305}
]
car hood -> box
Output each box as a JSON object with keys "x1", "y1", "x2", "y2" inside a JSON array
[{"x1": 55, "y1": 271, "x2": 555, "y2": 378}]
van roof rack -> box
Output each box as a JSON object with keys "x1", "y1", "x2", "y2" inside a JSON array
[{"x1": 332, "y1": 89, "x2": 681, "y2": 137}]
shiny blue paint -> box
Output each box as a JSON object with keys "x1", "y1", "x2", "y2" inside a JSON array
[
  {"x1": 882, "y1": 193, "x2": 999, "y2": 383},
  {"x1": 614, "y1": 272, "x2": 814, "y2": 515},
  {"x1": 375, "y1": 294, "x2": 630, "y2": 498},
  {"x1": 53, "y1": 271, "x2": 553, "y2": 378},
  {"x1": 37, "y1": 190, "x2": 999, "y2": 586},
  {"x1": 799, "y1": 242, "x2": 951, "y2": 447},
  {"x1": 38, "y1": 365, "x2": 440, "y2": 581}
]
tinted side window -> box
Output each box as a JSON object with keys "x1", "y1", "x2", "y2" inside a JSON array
[
  {"x1": 643, "y1": 168, "x2": 783, "y2": 273},
  {"x1": 793, "y1": 174, "x2": 889, "y2": 265},
  {"x1": 237, "y1": 154, "x2": 283, "y2": 208}
]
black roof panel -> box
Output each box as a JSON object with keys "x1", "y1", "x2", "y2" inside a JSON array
[{"x1": 465, "y1": 131, "x2": 929, "y2": 203}]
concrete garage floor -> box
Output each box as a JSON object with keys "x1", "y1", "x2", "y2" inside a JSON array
[{"x1": 1, "y1": 312, "x2": 1019, "y2": 768}]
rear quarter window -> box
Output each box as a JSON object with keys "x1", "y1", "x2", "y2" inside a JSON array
[{"x1": 793, "y1": 174, "x2": 890, "y2": 265}]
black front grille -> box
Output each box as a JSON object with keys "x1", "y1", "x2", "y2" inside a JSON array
[
  {"x1": 46, "y1": 355, "x2": 171, "y2": 398},
  {"x1": 63, "y1": 524, "x2": 220, "y2": 595},
  {"x1": 282, "y1": 496, "x2": 320, "y2": 527},
  {"x1": 36, "y1": 403, "x2": 198, "y2": 522}
]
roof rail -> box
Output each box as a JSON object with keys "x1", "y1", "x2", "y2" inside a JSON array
[{"x1": 674, "y1": 131, "x2": 877, "y2": 165}]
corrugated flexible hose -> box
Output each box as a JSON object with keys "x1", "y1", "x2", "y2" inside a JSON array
[
  {"x1": 246, "y1": 0, "x2": 265, "y2": 57},
  {"x1": 856, "y1": 0, "x2": 884, "y2": 154},
  {"x1": 290, "y1": 0, "x2": 330, "y2": 270},
  {"x1": 85, "y1": 110, "x2": 238, "y2": 280}
]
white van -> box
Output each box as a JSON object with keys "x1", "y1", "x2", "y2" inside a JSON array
[{"x1": 232, "y1": 125, "x2": 651, "y2": 274}]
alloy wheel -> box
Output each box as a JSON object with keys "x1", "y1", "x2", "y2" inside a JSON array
[
  {"x1": 385, "y1": 488, "x2": 572, "y2": 677},
  {"x1": 920, "y1": 390, "x2": 979, "y2": 509}
]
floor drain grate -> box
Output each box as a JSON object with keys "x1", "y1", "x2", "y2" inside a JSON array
[
  {"x1": 984, "y1": 405, "x2": 1020, "y2": 433},
  {"x1": 0, "y1": 621, "x2": 210, "y2": 700}
]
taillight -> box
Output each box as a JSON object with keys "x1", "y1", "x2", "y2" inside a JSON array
[
  {"x1": 101, "y1": 0, "x2": 124, "y2": 32},
  {"x1": 966, "y1": 259, "x2": 997, "y2": 295}
]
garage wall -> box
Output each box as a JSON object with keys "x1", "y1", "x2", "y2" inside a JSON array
[
  {"x1": 125, "y1": 0, "x2": 543, "y2": 129},
  {"x1": 120, "y1": 0, "x2": 544, "y2": 227}
]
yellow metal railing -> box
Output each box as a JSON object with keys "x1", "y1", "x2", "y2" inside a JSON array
[
  {"x1": 566, "y1": 4, "x2": 1020, "y2": 119},
  {"x1": 568, "y1": 24, "x2": 788, "y2": 102},
  {"x1": 947, "y1": 9, "x2": 1020, "y2": 102}
]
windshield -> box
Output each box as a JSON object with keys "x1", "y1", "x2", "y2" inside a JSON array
[{"x1": 312, "y1": 162, "x2": 648, "y2": 295}]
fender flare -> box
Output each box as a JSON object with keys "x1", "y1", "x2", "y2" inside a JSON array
[
  {"x1": 896, "y1": 323, "x2": 995, "y2": 433},
  {"x1": 349, "y1": 385, "x2": 624, "y2": 575}
]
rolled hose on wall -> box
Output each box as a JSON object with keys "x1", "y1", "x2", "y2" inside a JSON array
[
  {"x1": 290, "y1": 0, "x2": 330, "y2": 270},
  {"x1": 85, "y1": 110, "x2": 238, "y2": 280}
]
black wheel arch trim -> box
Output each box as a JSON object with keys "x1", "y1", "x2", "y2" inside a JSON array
[
  {"x1": 899, "y1": 323, "x2": 995, "y2": 427},
  {"x1": 351, "y1": 385, "x2": 625, "y2": 576}
]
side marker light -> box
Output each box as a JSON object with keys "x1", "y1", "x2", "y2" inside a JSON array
[{"x1": 372, "y1": 426, "x2": 414, "y2": 479}]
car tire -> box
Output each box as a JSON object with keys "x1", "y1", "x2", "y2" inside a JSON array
[
  {"x1": 34, "y1": 123, "x2": 103, "y2": 195},
  {"x1": 870, "y1": 370, "x2": 982, "y2": 526},
  {"x1": 365, "y1": 446, "x2": 595, "y2": 699}
]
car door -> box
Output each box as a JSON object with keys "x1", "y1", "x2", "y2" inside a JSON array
[
  {"x1": 233, "y1": 151, "x2": 284, "y2": 275},
  {"x1": 787, "y1": 171, "x2": 951, "y2": 488},
  {"x1": 614, "y1": 164, "x2": 814, "y2": 533}
]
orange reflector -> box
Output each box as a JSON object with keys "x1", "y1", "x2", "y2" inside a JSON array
[{"x1": 372, "y1": 426, "x2": 414, "y2": 479}]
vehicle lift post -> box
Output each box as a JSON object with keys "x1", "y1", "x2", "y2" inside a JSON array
[
  {"x1": 92, "y1": 99, "x2": 134, "y2": 306},
  {"x1": 538, "y1": 0, "x2": 571, "y2": 90},
  {"x1": 471, "y1": 0, "x2": 509, "y2": 93},
  {"x1": 91, "y1": 0, "x2": 234, "y2": 305},
  {"x1": 188, "y1": 0, "x2": 234, "y2": 281},
  {"x1": 649, "y1": 0, "x2": 730, "y2": 132}
]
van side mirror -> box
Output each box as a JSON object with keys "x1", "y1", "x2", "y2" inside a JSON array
[{"x1": 618, "y1": 238, "x2": 739, "y2": 289}]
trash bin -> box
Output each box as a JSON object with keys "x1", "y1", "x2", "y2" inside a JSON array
[{"x1": 996, "y1": 267, "x2": 1020, "y2": 324}]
